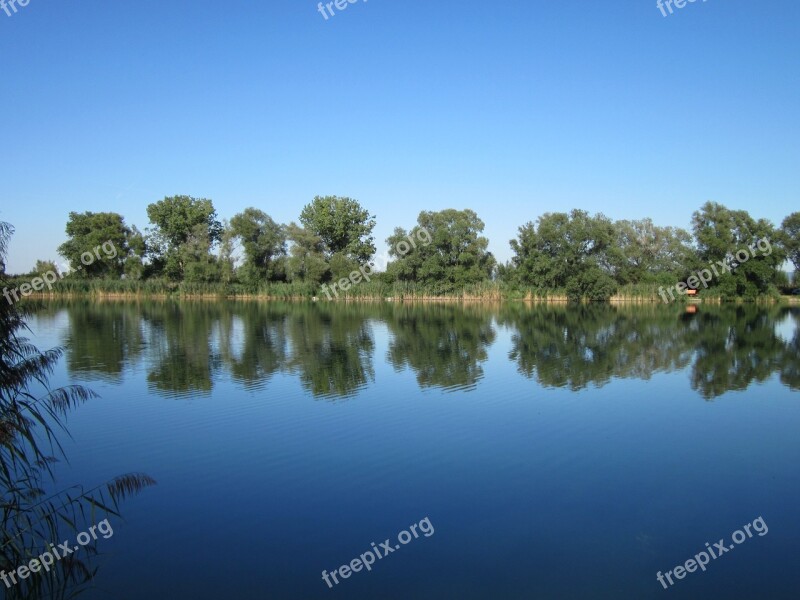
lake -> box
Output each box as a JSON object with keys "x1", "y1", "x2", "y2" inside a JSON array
[{"x1": 25, "y1": 301, "x2": 800, "y2": 599}]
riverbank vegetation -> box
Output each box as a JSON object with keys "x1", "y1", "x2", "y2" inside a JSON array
[{"x1": 4, "y1": 196, "x2": 799, "y2": 302}]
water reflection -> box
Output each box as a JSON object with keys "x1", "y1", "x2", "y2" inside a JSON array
[
  {"x1": 283, "y1": 303, "x2": 376, "y2": 399},
  {"x1": 47, "y1": 301, "x2": 799, "y2": 400},
  {"x1": 385, "y1": 304, "x2": 495, "y2": 392},
  {"x1": 64, "y1": 301, "x2": 146, "y2": 381},
  {"x1": 499, "y1": 304, "x2": 694, "y2": 390},
  {"x1": 685, "y1": 305, "x2": 800, "y2": 398},
  {"x1": 140, "y1": 302, "x2": 224, "y2": 396},
  {"x1": 217, "y1": 303, "x2": 289, "y2": 390},
  {"x1": 500, "y1": 304, "x2": 799, "y2": 399},
  {"x1": 779, "y1": 308, "x2": 800, "y2": 390}
]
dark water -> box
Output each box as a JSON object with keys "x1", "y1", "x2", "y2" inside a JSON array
[{"x1": 23, "y1": 301, "x2": 800, "y2": 599}]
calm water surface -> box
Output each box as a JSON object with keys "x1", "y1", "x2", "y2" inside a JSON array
[{"x1": 25, "y1": 302, "x2": 800, "y2": 599}]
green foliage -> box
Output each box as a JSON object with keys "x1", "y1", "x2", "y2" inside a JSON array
[
  {"x1": 327, "y1": 252, "x2": 363, "y2": 283},
  {"x1": 565, "y1": 267, "x2": 617, "y2": 302},
  {"x1": 779, "y1": 212, "x2": 800, "y2": 273},
  {"x1": 58, "y1": 212, "x2": 134, "y2": 278},
  {"x1": 34, "y1": 259, "x2": 58, "y2": 275},
  {"x1": 146, "y1": 196, "x2": 222, "y2": 280},
  {"x1": 218, "y1": 220, "x2": 237, "y2": 285},
  {"x1": 41, "y1": 198, "x2": 794, "y2": 301},
  {"x1": 229, "y1": 208, "x2": 288, "y2": 285},
  {"x1": 286, "y1": 223, "x2": 329, "y2": 285},
  {"x1": 608, "y1": 218, "x2": 695, "y2": 284},
  {"x1": 123, "y1": 225, "x2": 147, "y2": 281},
  {"x1": 299, "y1": 196, "x2": 376, "y2": 263},
  {"x1": 509, "y1": 209, "x2": 617, "y2": 302},
  {"x1": 691, "y1": 201, "x2": 784, "y2": 298},
  {"x1": 386, "y1": 209, "x2": 495, "y2": 291}
]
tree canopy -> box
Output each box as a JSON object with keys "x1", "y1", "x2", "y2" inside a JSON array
[
  {"x1": 387, "y1": 209, "x2": 495, "y2": 291},
  {"x1": 779, "y1": 212, "x2": 800, "y2": 275},
  {"x1": 691, "y1": 201, "x2": 784, "y2": 298},
  {"x1": 58, "y1": 211, "x2": 137, "y2": 278},
  {"x1": 17, "y1": 195, "x2": 794, "y2": 301},
  {"x1": 299, "y1": 196, "x2": 376, "y2": 264},
  {"x1": 146, "y1": 195, "x2": 222, "y2": 280},
  {"x1": 509, "y1": 209, "x2": 617, "y2": 301},
  {"x1": 229, "y1": 208, "x2": 288, "y2": 284}
]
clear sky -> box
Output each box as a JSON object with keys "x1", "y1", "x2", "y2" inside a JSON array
[{"x1": 1, "y1": 0, "x2": 797, "y2": 272}]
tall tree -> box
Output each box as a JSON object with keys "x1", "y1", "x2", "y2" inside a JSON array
[
  {"x1": 609, "y1": 219, "x2": 695, "y2": 284},
  {"x1": 229, "y1": 208, "x2": 287, "y2": 284},
  {"x1": 299, "y1": 196, "x2": 376, "y2": 264},
  {"x1": 146, "y1": 195, "x2": 222, "y2": 280},
  {"x1": 124, "y1": 225, "x2": 147, "y2": 280},
  {"x1": 218, "y1": 220, "x2": 236, "y2": 285},
  {"x1": 286, "y1": 223, "x2": 329, "y2": 284},
  {"x1": 509, "y1": 209, "x2": 617, "y2": 301},
  {"x1": 778, "y1": 212, "x2": 800, "y2": 274},
  {"x1": 58, "y1": 211, "x2": 133, "y2": 278},
  {"x1": 691, "y1": 201, "x2": 783, "y2": 298},
  {"x1": 386, "y1": 209, "x2": 495, "y2": 290},
  {"x1": 34, "y1": 259, "x2": 59, "y2": 275}
]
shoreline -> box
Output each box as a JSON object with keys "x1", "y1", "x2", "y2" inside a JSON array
[{"x1": 16, "y1": 292, "x2": 800, "y2": 305}]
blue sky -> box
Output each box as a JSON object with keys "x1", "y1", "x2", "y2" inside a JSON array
[{"x1": 1, "y1": 0, "x2": 797, "y2": 272}]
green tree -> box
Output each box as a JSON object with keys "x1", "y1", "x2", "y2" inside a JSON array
[
  {"x1": 229, "y1": 208, "x2": 288, "y2": 284},
  {"x1": 691, "y1": 202, "x2": 783, "y2": 298},
  {"x1": 509, "y1": 209, "x2": 617, "y2": 302},
  {"x1": 299, "y1": 196, "x2": 376, "y2": 264},
  {"x1": 181, "y1": 222, "x2": 222, "y2": 283},
  {"x1": 58, "y1": 211, "x2": 133, "y2": 277},
  {"x1": 218, "y1": 220, "x2": 237, "y2": 285},
  {"x1": 34, "y1": 259, "x2": 59, "y2": 275},
  {"x1": 286, "y1": 223, "x2": 329, "y2": 284},
  {"x1": 146, "y1": 195, "x2": 222, "y2": 280},
  {"x1": 778, "y1": 212, "x2": 800, "y2": 274},
  {"x1": 124, "y1": 225, "x2": 147, "y2": 280},
  {"x1": 386, "y1": 209, "x2": 495, "y2": 291},
  {"x1": 609, "y1": 219, "x2": 695, "y2": 284}
]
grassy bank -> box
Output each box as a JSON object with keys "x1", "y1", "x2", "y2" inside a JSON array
[{"x1": 7, "y1": 276, "x2": 795, "y2": 304}]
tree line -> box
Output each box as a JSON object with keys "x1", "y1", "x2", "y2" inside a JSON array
[{"x1": 22, "y1": 194, "x2": 800, "y2": 300}]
